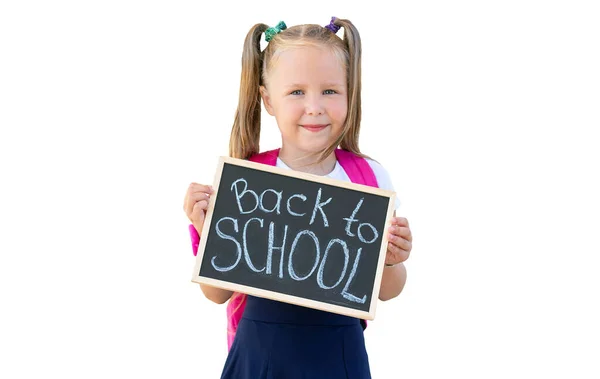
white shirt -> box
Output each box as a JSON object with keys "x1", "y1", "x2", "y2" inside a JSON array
[{"x1": 276, "y1": 157, "x2": 400, "y2": 210}]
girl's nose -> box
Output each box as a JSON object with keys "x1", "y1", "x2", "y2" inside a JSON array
[{"x1": 305, "y1": 96, "x2": 324, "y2": 116}]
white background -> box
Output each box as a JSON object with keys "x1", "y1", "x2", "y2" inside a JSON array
[{"x1": 1, "y1": 1, "x2": 599, "y2": 378}]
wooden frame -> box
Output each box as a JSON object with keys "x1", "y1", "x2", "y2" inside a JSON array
[{"x1": 191, "y1": 156, "x2": 396, "y2": 320}]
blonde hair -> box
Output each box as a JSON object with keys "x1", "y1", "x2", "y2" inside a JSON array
[{"x1": 228, "y1": 18, "x2": 366, "y2": 162}]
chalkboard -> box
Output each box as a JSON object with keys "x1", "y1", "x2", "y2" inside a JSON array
[{"x1": 191, "y1": 156, "x2": 396, "y2": 320}]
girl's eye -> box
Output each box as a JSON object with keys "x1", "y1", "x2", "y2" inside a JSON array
[
  {"x1": 323, "y1": 89, "x2": 336, "y2": 95},
  {"x1": 290, "y1": 90, "x2": 303, "y2": 95}
]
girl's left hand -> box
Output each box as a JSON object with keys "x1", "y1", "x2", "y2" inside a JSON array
[{"x1": 386, "y1": 217, "x2": 412, "y2": 265}]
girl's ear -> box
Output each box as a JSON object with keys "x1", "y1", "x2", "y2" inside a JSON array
[{"x1": 260, "y1": 86, "x2": 275, "y2": 116}]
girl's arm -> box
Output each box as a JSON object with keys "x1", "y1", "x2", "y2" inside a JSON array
[
  {"x1": 199, "y1": 284, "x2": 233, "y2": 304},
  {"x1": 378, "y1": 263, "x2": 407, "y2": 301}
]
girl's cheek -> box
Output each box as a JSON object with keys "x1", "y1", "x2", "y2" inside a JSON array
[{"x1": 332, "y1": 101, "x2": 348, "y2": 118}]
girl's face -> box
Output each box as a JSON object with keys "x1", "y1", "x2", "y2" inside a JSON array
[{"x1": 260, "y1": 46, "x2": 348, "y2": 158}]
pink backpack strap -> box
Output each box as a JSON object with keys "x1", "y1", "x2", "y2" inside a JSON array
[
  {"x1": 226, "y1": 293, "x2": 247, "y2": 349},
  {"x1": 248, "y1": 148, "x2": 280, "y2": 165},
  {"x1": 189, "y1": 224, "x2": 201, "y2": 256},
  {"x1": 334, "y1": 148, "x2": 379, "y2": 188}
]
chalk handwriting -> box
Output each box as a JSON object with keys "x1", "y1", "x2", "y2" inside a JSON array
[
  {"x1": 206, "y1": 173, "x2": 388, "y2": 308},
  {"x1": 343, "y1": 198, "x2": 379, "y2": 243},
  {"x1": 310, "y1": 188, "x2": 332, "y2": 227},
  {"x1": 317, "y1": 238, "x2": 349, "y2": 290},
  {"x1": 288, "y1": 230, "x2": 321, "y2": 281}
]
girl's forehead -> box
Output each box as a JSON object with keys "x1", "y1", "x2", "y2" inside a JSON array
[{"x1": 266, "y1": 46, "x2": 346, "y2": 83}]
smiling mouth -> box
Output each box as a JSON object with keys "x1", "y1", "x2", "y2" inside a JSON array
[{"x1": 301, "y1": 124, "x2": 329, "y2": 132}]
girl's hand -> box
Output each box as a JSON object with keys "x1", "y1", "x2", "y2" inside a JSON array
[
  {"x1": 386, "y1": 217, "x2": 412, "y2": 265},
  {"x1": 183, "y1": 183, "x2": 214, "y2": 234}
]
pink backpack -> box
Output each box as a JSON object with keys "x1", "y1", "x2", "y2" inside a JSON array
[{"x1": 190, "y1": 148, "x2": 379, "y2": 350}]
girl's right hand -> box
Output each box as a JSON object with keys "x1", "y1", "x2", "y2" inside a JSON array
[{"x1": 183, "y1": 183, "x2": 214, "y2": 234}]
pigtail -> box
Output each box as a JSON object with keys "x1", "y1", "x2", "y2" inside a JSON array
[
  {"x1": 335, "y1": 18, "x2": 363, "y2": 155},
  {"x1": 229, "y1": 23, "x2": 269, "y2": 159}
]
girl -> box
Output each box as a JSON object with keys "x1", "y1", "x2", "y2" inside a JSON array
[{"x1": 183, "y1": 17, "x2": 413, "y2": 379}]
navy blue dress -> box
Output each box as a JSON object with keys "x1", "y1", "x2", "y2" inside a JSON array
[{"x1": 220, "y1": 295, "x2": 372, "y2": 379}]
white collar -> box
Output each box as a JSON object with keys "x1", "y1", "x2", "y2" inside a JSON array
[{"x1": 276, "y1": 157, "x2": 342, "y2": 178}]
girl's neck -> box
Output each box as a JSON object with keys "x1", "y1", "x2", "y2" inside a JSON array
[{"x1": 278, "y1": 147, "x2": 337, "y2": 176}]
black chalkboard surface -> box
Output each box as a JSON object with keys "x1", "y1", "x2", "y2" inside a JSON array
[{"x1": 191, "y1": 156, "x2": 396, "y2": 320}]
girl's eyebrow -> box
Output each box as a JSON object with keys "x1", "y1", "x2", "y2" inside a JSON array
[{"x1": 284, "y1": 82, "x2": 345, "y2": 89}]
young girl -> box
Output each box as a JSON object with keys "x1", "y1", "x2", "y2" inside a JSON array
[{"x1": 183, "y1": 17, "x2": 413, "y2": 378}]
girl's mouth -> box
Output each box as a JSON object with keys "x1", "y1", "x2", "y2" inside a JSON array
[{"x1": 301, "y1": 124, "x2": 329, "y2": 132}]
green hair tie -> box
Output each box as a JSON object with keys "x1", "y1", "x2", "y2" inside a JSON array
[{"x1": 265, "y1": 21, "x2": 287, "y2": 42}]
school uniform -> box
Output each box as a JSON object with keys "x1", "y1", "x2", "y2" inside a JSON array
[{"x1": 221, "y1": 295, "x2": 370, "y2": 379}]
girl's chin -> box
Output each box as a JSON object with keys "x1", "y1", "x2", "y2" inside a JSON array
[{"x1": 297, "y1": 141, "x2": 336, "y2": 155}]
